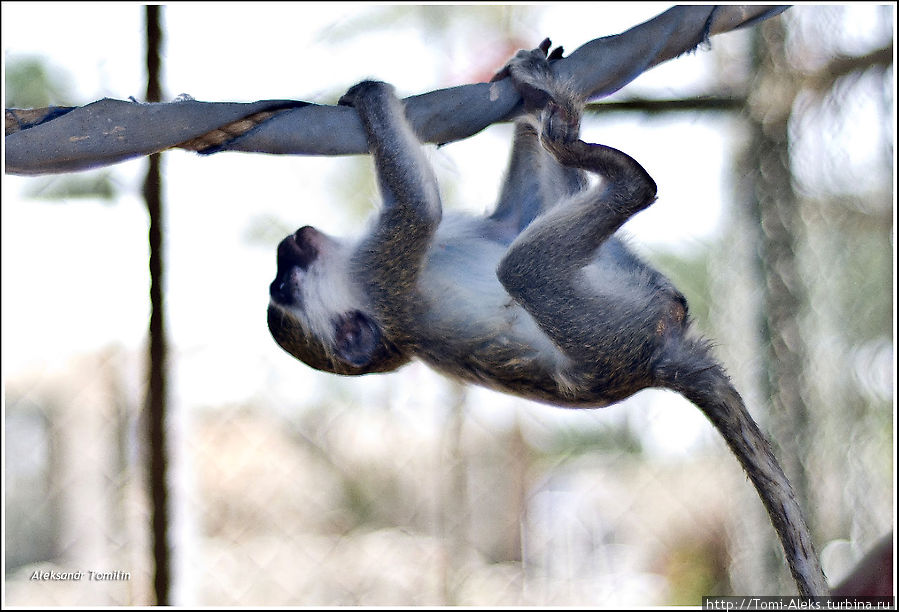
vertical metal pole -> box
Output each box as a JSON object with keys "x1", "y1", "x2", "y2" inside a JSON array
[{"x1": 143, "y1": 5, "x2": 169, "y2": 605}]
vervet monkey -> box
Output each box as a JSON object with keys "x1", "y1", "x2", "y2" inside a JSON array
[{"x1": 268, "y1": 41, "x2": 828, "y2": 596}]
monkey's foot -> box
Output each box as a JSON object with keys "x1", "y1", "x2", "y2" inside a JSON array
[{"x1": 541, "y1": 98, "x2": 580, "y2": 146}]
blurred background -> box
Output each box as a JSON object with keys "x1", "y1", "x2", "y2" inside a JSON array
[{"x1": 2, "y1": 4, "x2": 894, "y2": 606}]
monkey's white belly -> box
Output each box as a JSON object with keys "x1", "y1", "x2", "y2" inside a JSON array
[{"x1": 420, "y1": 220, "x2": 573, "y2": 382}]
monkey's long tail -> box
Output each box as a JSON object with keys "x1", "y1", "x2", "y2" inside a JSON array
[{"x1": 656, "y1": 338, "x2": 829, "y2": 597}]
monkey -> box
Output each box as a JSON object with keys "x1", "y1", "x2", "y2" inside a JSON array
[{"x1": 267, "y1": 41, "x2": 829, "y2": 596}]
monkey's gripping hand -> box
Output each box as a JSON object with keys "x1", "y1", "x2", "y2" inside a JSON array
[
  {"x1": 337, "y1": 80, "x2": 410, "y2": 155},
  {"x1": 338, "y1": 80, "x2": 394, "y2": 110}
]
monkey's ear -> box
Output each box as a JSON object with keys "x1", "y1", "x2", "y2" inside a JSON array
[{"x1": 334, "y1": 311, "x2": 381, "y2": 368}]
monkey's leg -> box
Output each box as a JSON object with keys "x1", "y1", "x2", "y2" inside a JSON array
[
  {"x1": 497, "y1": 126, "x2": 659, "y2": 359},
  {"x1": 502, "y1": 97, "x2": 657, "y2": 262},
  {"x1": 657, "y1": 344, "x2": 830, "y2": 596}
]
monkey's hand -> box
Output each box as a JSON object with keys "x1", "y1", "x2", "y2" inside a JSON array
[
  {"x1": 491, "y1": 38, "x2": 565, "y2": 112},
  {"x1": 337, "y1": 80, "x2": 412, "y2": 153},
  {"x1": 337, "y1": 80, "x2": 396, "y2": 110}
]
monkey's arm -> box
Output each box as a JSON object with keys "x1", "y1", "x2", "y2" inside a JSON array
[{"x1": 338, "y1": 81, "x2": 443, "y2": 331}]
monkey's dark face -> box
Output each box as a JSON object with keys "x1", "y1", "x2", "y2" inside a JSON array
[{"x1": 268, "y1": 226, "x2": 409, "y2": 375}]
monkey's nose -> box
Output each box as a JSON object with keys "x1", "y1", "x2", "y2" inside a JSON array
[
  {"x1": 295, "y1": 225, "x2": 321, "y2": 241},
  {"x1": 276, "y1": 229, "x2": 319, "y2": 270}
]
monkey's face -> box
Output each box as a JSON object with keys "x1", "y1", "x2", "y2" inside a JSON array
[{"x1": 268, "y1": 226, "x2": 408, "y2": 375}]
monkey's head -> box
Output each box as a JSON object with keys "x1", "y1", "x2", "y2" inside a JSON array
[{"x1": 268, "y1": 226, "x2": 410, "y2": 376}]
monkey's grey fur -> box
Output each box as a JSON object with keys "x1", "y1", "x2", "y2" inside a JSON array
[{"x1": 268, "y1": 42, "x2": 828, "y2": 596}]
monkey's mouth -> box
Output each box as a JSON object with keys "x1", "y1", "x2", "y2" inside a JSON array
[{"x1": 269, "y1": 277, "x2": 298, "y2": 306}]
